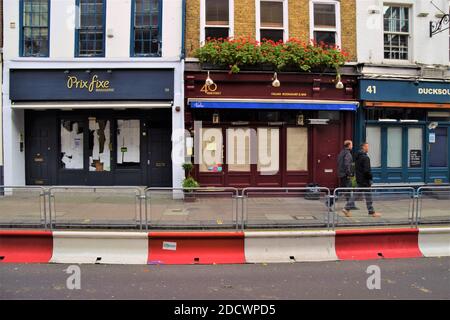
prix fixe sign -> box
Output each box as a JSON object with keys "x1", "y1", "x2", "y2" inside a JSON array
[
  {"x1": 10, "y1": 69, "x2": 174, "y2": 101},
  {"x1": 360, "y1": 79, "x2": 450, "y2": 104}
]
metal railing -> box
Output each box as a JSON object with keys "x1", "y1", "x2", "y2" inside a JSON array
[
  {"x1": 144, "y1": 187, "x2": 239, "y2": 230},
  {"x1": 1, "y1": 185, "x2": 449, "y2": 230},
  {"x1": 241, "y1": 187, "x2": 332, "y2": 229},
  {"x1": 48, "y1": 186, "x2": 144, "y2": 230},
  {"x1": 0, "y1": 186, "x2": 47, "y2": 228},
  {"x1": 332, "y1": 187, "x2": 416, "y2": 228},
  {"x1": 416, "y1": 186, "x2": 450, "y2": 226}
]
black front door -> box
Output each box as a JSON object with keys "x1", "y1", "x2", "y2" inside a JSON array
[
  {"x1": 148, "y1": 127, "x2": 172, "y2": 187},
  {"x1": 25, "y1": 112, "x2": 56, "y2": 185}
]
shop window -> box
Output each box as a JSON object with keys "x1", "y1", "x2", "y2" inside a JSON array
[
  {"x1": 131, "y1": 0, "x2": 161, "y2": 57},
  {"x1": 408, "y1": 128, "x2": 423, "y2": 168},
  {"x1": 76, "y1": 0, "x2": 106, "y2": 57},
  {"x1": 88, "y1": 118, "x2": 111, "y2": 172},
  {"x1": 203, "y1": 0, "x2": 232, "y2": 41},
  {"x1": 258, "y1": 0, "x2": 286, "y2": 42},
  {"x1": 117, "y1": 120, "x2": 140, "y2": 168},
  {"x1": 199, "y1": 128, "x2": 223, "y2": 173},
  {"x1": 311, "y1": 1, "x2": 340, "y2": 46},
  {"x1": 286, "y1": 127, "x2": 308, "y2": 171},
  {"x1": 387, "y1": 127, "x2": 402, "y2": 168},
  {"x1": 366, "y1": 126, "x2": 381, "y2": 168},
  {"x1": 61, "y1": 120, "x2": 84, "y2": 170},
  {"x1": 20, "y1": 0, "x2": 49, "y2": 57},
  {"x1": 257, "y1": 128, "x2": 279, "y2": 174},
  {"x1": 227, "y1": 128, "x2": 251, "y2": 172},
  {"x1": 383, "y1": 5, "x2": 410, "y2": 60}
]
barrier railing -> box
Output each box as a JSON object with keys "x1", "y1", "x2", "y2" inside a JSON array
[
  {"x1": 416, "y1": 186, "x2": 450, "y2": 226},
  {"x1": 0, "y1": 185, "x2": 449, "y2": 230},
  {"x1": 144, "y1": 187, "x2": 239, "y2": 230},
  {"x1": 332, "y1": 187, "x2": 416, "y2": 228},
  {"x1": 0, "y1": 186, "x2": 47, "y2": 229},
  {"x1": 241, "y1": 187, "x2": 332, "y2": 229},
  {"x1": 48, "y1": 186, "x2": 144, "y2": 230}
]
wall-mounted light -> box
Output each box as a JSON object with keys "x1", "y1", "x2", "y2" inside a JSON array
[
  {"x1": 335, "y1": 74, "x2": 344, "y2": 89},
  {"x1": 205, "y1": 71, "x2": 214, "y2": 86},
  {"x1": 428, "y1": 122, "x2": 439, "y2": 130},
  {"x1": 212, "y1": 112, "x2": 220, "y2": 124},
  {"x1": 272, "y1": 72, "x2": 280, "y2": 87}
]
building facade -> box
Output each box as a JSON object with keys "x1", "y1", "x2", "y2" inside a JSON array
[
  {"x1": 356, "y1": 0, "x2": 450, "y2": 185},
  {"x1": 184, "y1": 0, "x2": 358, "y2": 189},
  {"x1": 2, "y1": 0, "x2": 185, "y2": 187},
  {"x1": 0, "y1": 0, "x2": 4, "y2": 186}
]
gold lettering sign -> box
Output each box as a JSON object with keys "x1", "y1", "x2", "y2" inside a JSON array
[
  {"x1": 200, "y1": 83, "x2": 222, "y2": 95},
  {"x1": 67, "y1": 75, "x2": 114, "y2": 93}
]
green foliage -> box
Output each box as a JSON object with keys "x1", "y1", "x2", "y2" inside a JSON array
[
  {"x1": 195, "y1": 36, "x2": 349, "y2": 74},
  {"x1": 182, "y1": 162, "x2": 194, "y2": 174},
  {"x1": 182, "y1": 177, "x2": 200, "y2": 190}
]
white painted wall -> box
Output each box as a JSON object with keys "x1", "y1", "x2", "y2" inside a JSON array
[
  {"x1": 2, "y1": 0, "x2": 185, "y2": 187},
  {"x1": 3, "y1": 0, "x2": 183, "y2": 60},
  {"x1": 356, "y1": 0, "x2": 450, "y2": 66}
]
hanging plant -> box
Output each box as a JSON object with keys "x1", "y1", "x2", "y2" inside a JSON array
[{"x1": 195, "y1": 36, "x2": 349, "y2": 74}]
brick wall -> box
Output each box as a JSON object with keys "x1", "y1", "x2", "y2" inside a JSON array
[{"x1": 185, "y1": 0, "x2": 357, "y2": 62}]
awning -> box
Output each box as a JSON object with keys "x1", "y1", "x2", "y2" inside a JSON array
[
  {"x1": 189, "y1": 98, "x2": 358, "y2": 111},
  {"x1": 10, "y1": 101, "x2": 173, "y2": 110}
]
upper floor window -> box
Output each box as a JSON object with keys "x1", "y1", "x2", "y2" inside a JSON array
[
  {"x1": 202, "y1": 0, "x2": 233, "y2": 42},
  {"x1": 75, "y1": 0, "x2": 106, "y2": 57},
  {"x1": 383, "y1": 5, "x2": 410, "y2": 60},
  {"x1": 131, "y1": 0, "x2": 162, "y2": 57},
  {"x1": 257, "y1": 0, "x2": 287, "y2": 42},
  {"x1": 20, "y1": 0, "x2": 50, "y2": 57},
  {"x1": 310, "y1": 0, "x2": 340, "y2": 47}
]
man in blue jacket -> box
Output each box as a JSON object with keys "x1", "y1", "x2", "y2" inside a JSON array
[{"x1": 354, "y1": 142, "x2": 381, "y2": 217}]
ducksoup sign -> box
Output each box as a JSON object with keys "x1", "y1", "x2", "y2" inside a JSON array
[
  {"x1": 360, "y1": 79, "x2": 450, "y2": 104},
  {"x1": 10, "y1": 69, "x2": 174, "y2": 101}
]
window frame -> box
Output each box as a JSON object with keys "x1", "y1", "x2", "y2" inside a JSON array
[
  {"x1": 19, "y1": 0, "x2": 51, "y2": 57},
  {"x1": 200, "y1": 0, "x2": 234, "y2": 43},
  {"x1": 256, "y1": 0, "x2": 288, "y2": 43},
  {"x1": 309, "y1": 0, "x2": 341, "y2": 47},
  {"x1": 382, "y1": 4, "x2": 411, "y2": 62},
  {"x1": 130, "y1": 0, "x2": 163, "y2": 57},
  {"x1": 74, "y1": 0, "x2": 107, "y2": 58}
]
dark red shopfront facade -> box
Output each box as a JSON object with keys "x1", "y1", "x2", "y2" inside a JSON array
[{"x1": 184, "y1": 70, "x2": 358, "y2": 189}]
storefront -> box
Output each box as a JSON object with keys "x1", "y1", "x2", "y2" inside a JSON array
[
  {"x1": 9, "y1": 68, "x2": 175, "y2": 187},
  {"x1": 185, "y1": 71, "x2": 358, "y2": 189},
  {"x1": 358, "y1": 79, "x2": 450, "y2": 185}
]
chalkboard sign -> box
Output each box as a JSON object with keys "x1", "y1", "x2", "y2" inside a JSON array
[{"x1": 409, "y1": 150, "x2": 422, "y2": 167}]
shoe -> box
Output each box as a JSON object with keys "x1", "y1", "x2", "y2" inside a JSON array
[
  {"x1": 342, "y1": 208, "x2": 352, "y2": 217},
  {"x1": 369, "y1": 212, "x2": 382, "y2": 218}
]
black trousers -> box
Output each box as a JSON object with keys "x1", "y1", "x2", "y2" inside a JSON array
[{"x1": 339, "y1": 177, "x2": 355, "y2": 210}]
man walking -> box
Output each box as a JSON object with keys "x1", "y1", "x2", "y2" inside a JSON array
[
  {"x1": 354, "y1": 142, "x2": 381, "y2": 217},
  {"x1": 338, "y1": 140, "x2": 356, "y2": 216}
]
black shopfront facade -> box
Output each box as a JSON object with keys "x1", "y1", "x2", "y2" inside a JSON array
[{"x1": 10, "y1": 69, "x2": 174, "y2": 187}]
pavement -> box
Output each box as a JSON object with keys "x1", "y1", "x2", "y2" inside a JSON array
[
  {"x1": 0, "y1": 188, "x2": 449, "y2": 228},
  {"x1": 1, "y1": 258, "x2": 449, "y2": 299}
]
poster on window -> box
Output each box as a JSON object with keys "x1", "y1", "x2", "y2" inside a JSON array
[{"x1": 409, "y1": 150, "x2": 422, "y2": 168}]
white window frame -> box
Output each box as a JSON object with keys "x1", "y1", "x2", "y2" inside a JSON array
[
  {"x1": 382, "y1": 4, "x2": 412, "y2": 62},
  {"x1": 200, "y1": 0, "x2": 234, "y2": 44},
  {"x1": 256, "y1": 0, "x2": 289, "y2": 42},
  {"x1": 309, "y1": 0, "x2": 341, "y2": 47}
]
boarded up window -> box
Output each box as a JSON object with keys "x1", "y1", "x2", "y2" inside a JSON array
[
  {"x1": 117, "y1": 119, "x2": 140, "y2": 166},
  {"x1": 61, "y1": 120, "x2": 84, "y2": 169},
  {"x1": 199, "y1": 128, "x2": 223, "y2": 173},
  {"x1": 286, "y1": 127, "x2": 308, "y2": 171},
  {"x1": 88, "y1": 118, "x2": 111, "y2": 172},
  {"x1": 257, "y1": 128, "x2": 279, "y2": 174},
  {"x1": 227, "y1": 128, "x2": 251, "y2": 172}
]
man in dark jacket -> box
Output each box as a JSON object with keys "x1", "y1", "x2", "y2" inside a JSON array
[
  {"x1": 354, "y1": 143, "x2": 381, "y2": 217},
  {"x1": 337, "y1": 140, "x2": 356, "y2": 215}
]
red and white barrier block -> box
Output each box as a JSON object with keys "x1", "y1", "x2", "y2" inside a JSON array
[{"x1": 0, "y1": 227, "x2": 449, "y2": 264}]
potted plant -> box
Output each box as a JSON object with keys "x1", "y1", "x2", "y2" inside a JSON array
[{"x1": 181, "y1": 162, "x2": 199, "y2": 201}]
